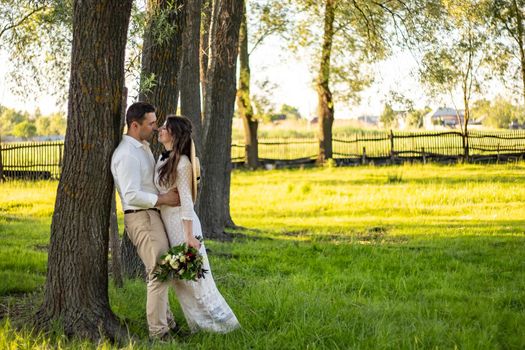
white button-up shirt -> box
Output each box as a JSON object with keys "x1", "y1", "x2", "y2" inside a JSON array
[{"x1": 111, "y1": 135, "x2": 158, "y2": 211}]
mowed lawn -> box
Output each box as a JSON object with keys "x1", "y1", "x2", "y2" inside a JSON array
[{"x1": 1, "y1": 163, "x2": 525, "y2": 349}]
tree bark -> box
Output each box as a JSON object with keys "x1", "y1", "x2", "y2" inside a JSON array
[
  {"x1": 237, "y1": 1, "x2": 259, "y2": 169},
  {"x1": 121, "y1": 232, "x2": 146, "y2": 279},
  {"x1": 200, "y1": 0, "x2": 212, "y2": 114},
  {"x1": 199, "y1": 0, "x2": 242, "y2": 238},
  {"x1": 109, "y1": 193, "x2": 123, "y2": 288},
  {"x1": 180, "y1": 0, "x2": 204, "y2": 157},
  {"x1": 34, "y1": 0, "x2": 132, "y2": 342},
  {"x1": 139, "y1": 0, "x2": 184, "y2": 155},
  {"x1": 316, "y1": 0, "x2": 335, "y2": 164}
]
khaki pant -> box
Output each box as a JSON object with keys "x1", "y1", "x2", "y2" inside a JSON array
[{"x1": 124, "y1": 210, "x2": 173, "y2": 337}]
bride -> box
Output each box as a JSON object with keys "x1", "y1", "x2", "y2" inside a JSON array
[{"x1": 155, "y1": 115, "x2": 240, "y2": 333}]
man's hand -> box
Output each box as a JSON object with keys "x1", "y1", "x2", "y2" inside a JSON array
[{"x1": 156, "y1": 188, "x2": 180, "y2": 207}]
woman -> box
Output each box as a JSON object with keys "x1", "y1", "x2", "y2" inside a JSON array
[{"x1": 155, "y1": 115, "x2": 240, "y2": 334}]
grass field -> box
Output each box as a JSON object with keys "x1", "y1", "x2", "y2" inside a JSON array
[{"x1": 1, "y1": 164, "x2": 525, "y2": 349}]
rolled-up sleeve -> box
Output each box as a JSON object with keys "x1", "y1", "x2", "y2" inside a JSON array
[{"x1": 115, "y1": 155, "x2": 158, "y2": 208}]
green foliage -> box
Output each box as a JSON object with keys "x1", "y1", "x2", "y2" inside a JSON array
[
  {"x1": 417, "y1": 1, "x2": 491, "y2": 108},
  {"x1": 279, "y1": 104, "x2": 302, "y2": 120},
  {"x1": 0, "y1": 105, "x2": 66, "y2": 137},
  {"x1": 379, "y1": 103, "x2": 396, "y2": 128},
  {"x1": 12, "y1": 121, "x2": 37, "y2": 139},
  {"x1": 486, "y1": 0, "x2": 525, "y2": 101},
  {"x1": 1, "y1": 0, "x2": 72, "y2": 103},
  {"x1": 472, "y1": 96, "x2": 525, "y2": 128},
  {"x1": 406, "y1": 106, "x2": 431, "y2": 129},
  {"x1": 282, "y1": 0, "x2": 400, "y2": 104},
  {"x1": 251, "y1": 79, "x2": 278, "y2": 122}
]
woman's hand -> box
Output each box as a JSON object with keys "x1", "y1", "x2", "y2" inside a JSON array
[{"x1": 186, "y1": 235, "x2": 201, "y2": 250}]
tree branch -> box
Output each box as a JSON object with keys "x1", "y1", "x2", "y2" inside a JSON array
[{"x1": 0, "y1": 6, "x2": 47, "y2": 40}]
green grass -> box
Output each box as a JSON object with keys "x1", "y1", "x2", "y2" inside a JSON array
[{"x1": 1, "y1": 164, "x2": 525, "y2": 348}]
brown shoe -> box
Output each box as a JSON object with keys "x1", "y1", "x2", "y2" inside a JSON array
[{"x1": 149, "y1": 331, "x2": 173, "y2": 343}]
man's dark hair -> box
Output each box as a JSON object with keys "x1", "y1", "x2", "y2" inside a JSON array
[{"x1": 126, "y1": 102, "x2": 156, "y2": 128}]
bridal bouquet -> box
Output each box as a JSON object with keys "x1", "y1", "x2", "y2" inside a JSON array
[{"x1": 153, "y1": 238, "x2": 208, "y2": 282}]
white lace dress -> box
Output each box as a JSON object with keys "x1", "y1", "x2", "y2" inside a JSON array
[{"x1": 154, "y1": 155, "x2": 240, "y2": 333}]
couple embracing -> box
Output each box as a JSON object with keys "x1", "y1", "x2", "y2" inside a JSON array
[{"x1": 110, "y1": 102, "x2": 240, "y2": 339}]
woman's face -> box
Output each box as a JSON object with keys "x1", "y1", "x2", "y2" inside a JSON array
[{"x1": 158, "y1": 121, "x2": 172, "y2": 144}]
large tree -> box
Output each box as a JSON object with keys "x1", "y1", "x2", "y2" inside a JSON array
[
  {"x1": 199, "y1": 0, "x2": 243, "y2": 237},
  {"x1": 419, "y1": 2, "x2": 490, "y2": 160},
  {"x1": 180, "y1": 0, "x2": 204, "y2": 156},
  {"x1": 488, "y1": 0, "x2": 525, "y2": 105},
  {"x1": 34, "y1": 0, "x2": 132, "y2": 341},
  {"x1": 236, "y1": 0, "x2": 258, "y2": 169},
  {"x1": 235, "y1": 0, "x2": 288, "y2": 169},
  {"x1": 287, "y1": 0, "x2": 412, "y2": 163},
  {"x1": 139, "y1": 0, "x2": 184, "y2": 142}
]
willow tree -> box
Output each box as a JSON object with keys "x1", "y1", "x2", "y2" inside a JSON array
[
  {"x1": 287, "y1": 0, "x2": 411, "y2": 163},
  {"x1": 418, "y1": 2, "x2": 491, "y2": 160},
  {"x1": 35, "y1": 0, "x2": 132, "y2": 341},
  {"x1": 488, "y1": 0, "x2": 525, "y2": 105},
  {"x1": 0, "y1": 0, "x2": 71, "y2": 104}
]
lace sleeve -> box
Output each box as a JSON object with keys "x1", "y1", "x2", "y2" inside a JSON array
[{"x1": 176, "y1": 156, "x2": 194, "y2": 220}]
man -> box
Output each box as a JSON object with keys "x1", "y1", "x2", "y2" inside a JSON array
[{"x1": 111, "y1": 102, "x2": 179, "y2": 339}]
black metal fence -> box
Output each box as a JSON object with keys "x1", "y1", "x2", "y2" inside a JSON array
[{"x1": 2, "y1": 130, "x2": 525, "y2": 180}]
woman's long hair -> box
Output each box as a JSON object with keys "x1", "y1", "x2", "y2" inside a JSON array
[{"x1": 158, "y1": 115, "x2": 193, "y2": 187}]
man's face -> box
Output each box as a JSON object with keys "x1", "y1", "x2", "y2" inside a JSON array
[{"x1": 136, "y1": 112, "x2": 157, "y2": 141}]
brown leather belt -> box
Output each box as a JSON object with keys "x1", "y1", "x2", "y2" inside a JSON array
[{"x1": 124, "y1": 208, "x2": 160, "y2": 214}]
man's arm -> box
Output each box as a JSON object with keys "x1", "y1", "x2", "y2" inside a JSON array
[{"x1": 155, "y1": 188, "x2": 180, "y2": 207}]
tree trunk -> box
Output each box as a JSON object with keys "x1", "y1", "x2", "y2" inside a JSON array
[
  {"x1": 199, "y1": 0, "x2": 242, "y2": 238},
  {"x1": 121, "y1": 232, "x2": 146, "y2": 279},
  {"x1": 0, "y1": 133, "x2": 4, "y2": 181},
  {"x1": 180, "y1": 0, "x2": 204, "y2": 156},
  {"x1": 463, "y1": 92, "x2": 470, "y2": 162},
  {"x1": 512, "y1": 0, "x2": 525, "y2": 105},
  {"x1": 200, "y1": 0, "x2": 212, "y2": 114},
  {"x1": 139, "y1": 0, "x2": 184, "y2": 156},
  {"x1": 109, "y1": 193, "x2": 123, "y2": 288},
  {"x1": 34, "y1": 0, "x2": 132, "y2": 342},
  {"x1": 237, "y1": 1, "x2": 259, "y2": 169},
  {"x1": 316, "y1": 0, "x2": 335, "y2": 164}
]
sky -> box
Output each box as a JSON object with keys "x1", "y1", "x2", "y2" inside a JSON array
[{"x1": 0, "y1": 27, "x2": 498, "y2": 120}]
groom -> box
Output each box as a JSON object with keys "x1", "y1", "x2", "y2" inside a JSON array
[{"x1": 111, "y1": 101, "x2": 179, "y2": 339}]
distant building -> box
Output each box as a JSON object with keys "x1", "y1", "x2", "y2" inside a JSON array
[
  {"x1": 357, "y1": 115, "x2": 379, "y2": 126},
  {"x1": 423, "y1": 107, "x2": 464, "y2": 130}
]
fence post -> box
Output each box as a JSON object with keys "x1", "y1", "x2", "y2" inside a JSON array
[
  {"x1": 496, "y1": 143, "x2": 500, "y2": 163},
  {"x1": 390, "y1": 130, "x2": 395, "y2": 162},
  {"x1": 422, "y1": 147, "x2": 426, "y2": 164},
  {"x1": 362, "y1": 147, "x2": 367, "y2": 165},
  {"x1": 0, "y1": 140, "x2": 3, "y2": 181}
]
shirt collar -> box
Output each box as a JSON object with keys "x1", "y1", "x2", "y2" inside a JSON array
[{"x1": 123, "y1": 135, "x2": 150, "y2": 149}]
